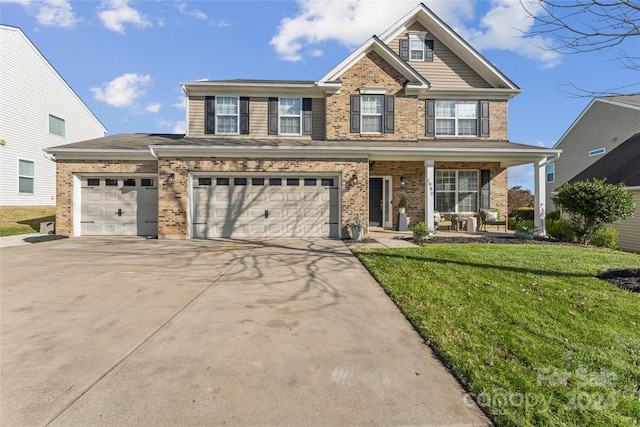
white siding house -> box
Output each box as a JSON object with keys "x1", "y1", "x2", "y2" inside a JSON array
[
  {"x1": 0, "y1": 25, "x2": 106, "y2": 206},
  {"x1": 546, "y1": 95, "x2": 640, "y2": 210}
]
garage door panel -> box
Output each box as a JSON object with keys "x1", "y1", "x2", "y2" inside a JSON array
[
  {"x1": 192, "y1": 175, "x2": 339, "y2": 239},
  {"x1": 81, "y1": 177, "x2": 158, "y2": 236}
]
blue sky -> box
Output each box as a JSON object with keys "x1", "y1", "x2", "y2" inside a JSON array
[{"x1": 2, "y1": 0, "x2": 638, "y2": 192}]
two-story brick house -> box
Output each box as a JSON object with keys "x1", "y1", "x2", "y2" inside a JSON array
[{"x1": 47, "y1": 4, "x2": 560, "y2": 239}]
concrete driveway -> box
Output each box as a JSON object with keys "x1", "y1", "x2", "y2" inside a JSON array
[{"x1": 1, "y1": 237, "x2": 489, "y2": 426}]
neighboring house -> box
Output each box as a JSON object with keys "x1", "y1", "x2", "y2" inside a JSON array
[
  {"x1": 546, "y1": 95, "x2": 640, "y2": 211},
  {"x1": 568, "y1": 133, "x2": 640, "y2": 253},
  {"x1": 0, "y1": 25, "x2": 106, "y2": 206},
  {"x1": 46, "y1": 4, "x2": 559, "y2": 239}
]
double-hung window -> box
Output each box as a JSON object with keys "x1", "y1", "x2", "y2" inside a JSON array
[
  {"x1": 279, "y1": 98, "x2": 302, "y2": 134},
  {"x1": 361, "y1": 95, "x2": 384, "y2": 133},
  {"x1": 435, "y1": 170, "x2": 478, "y2": 213},
  {"x1": 18, "y1": 159, "x2": 34, "y2": 193},
  {"x1": 216, "y1": 97, "x2": 238, "y2": 134},
  {"x1": 435, "y1": 101, "x2": 477, "y2": 136},
  {"x1": 409, "y1": 34, "x2": 425, "y2": 60},
  {"x1": 546, "y1": 163, "x2": 555, "y2": 183}
]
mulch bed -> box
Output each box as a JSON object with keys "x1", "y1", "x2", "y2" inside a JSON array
[
  {"x1": 596, "y1": 268, "x2": 640, "y2": 293},
  {"x1": 343, "y1": 238, "x2": 378, "y2": 244},
  {"x1": 23, "y1": 234, "x2": 68, "y2": 244},
  {"x1": 410, "y1": 235, "x2": 578, "y2": 246}
]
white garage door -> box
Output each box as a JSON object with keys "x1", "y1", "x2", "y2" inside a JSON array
[
  {"x1": 192, "y1": 176, "x2": 340, "y2": 238},
  {"x1": 81, "y1": 176, "x2": 158, "y2": 236}
]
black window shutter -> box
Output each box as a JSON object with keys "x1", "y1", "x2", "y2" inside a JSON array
[
  {"x1": 302, "y1": 98, "x2": 312, "y2": 135},
  {"x1": 480, "y1": 169, "x2": 491, "y2": 209},
  {"x1": 384, "y1": 95, "x2": 394, "y2": 133},
  {"x1": 350, "y1": 95, "x2": 360, "y2": 133},
  {"x1": 205, "y1": 96, "x2": 215, "y2": 134},
  {"x1": 425, "y1": 40, "x2": 434, "y2": 61},
  {"x1": 240, "y1": 97, "x2": 250, "y2": 134},
  {"x1": 479, "y1": 100, "x2": 490, "y2": 137},
  {"x1": 425, "y1": 99, "x2": 435, "y2": 136},
  {"x1": 399, "y1": 39, "x2": 409, "y2": 60},
  {"x1": 268, "y1": 97, "x2": 278, "y2": 135}
]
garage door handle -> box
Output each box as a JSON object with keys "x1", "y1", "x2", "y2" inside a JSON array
[
  {"x1": 264, "y1": 210, "x2": 269, "y2": 219},
  {"x1": 117, "y1": 208, "x2": 123, "y2": 217},
  {"x1": 193, "y1": 222, "x2": 207, "y2": 225},
  {"x1": 81, "y1": 221, "x2": 95, "y2": 224}
]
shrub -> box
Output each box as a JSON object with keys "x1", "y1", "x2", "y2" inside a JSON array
[
  {"x1": 590, "y1": 227, "x2": 618, "y2": 249},
  {"x1": 399, "y1": 197, "x2": 407, "y2": 209},
  {"x1": 546, "y1": 217, "x2": 576, "y2": 242},
  {"x1": 552, "y1": 179, "x2": 635, "y2": 245},
  {"x1": 546, "y1": 211, "x2": 561, "y2": 221},
  {"x1": 515, "y1": 207, "x2": 535, "y2": 221}
]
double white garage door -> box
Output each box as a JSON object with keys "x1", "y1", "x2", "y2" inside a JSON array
[
  {"x1": 192, "y1": 175, "x2": 340, "y2": 238},
  {"x1": 80, "y1": 176, "x2": 158, "y2": 236}
]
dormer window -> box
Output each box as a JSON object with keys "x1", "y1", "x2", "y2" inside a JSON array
[{"x1": 400, "y1": 33, "x2": 434, "y2": 62}]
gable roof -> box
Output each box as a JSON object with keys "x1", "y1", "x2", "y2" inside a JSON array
[
  {"x1": 569, "y1": 133, "x2": 640, "y2": 187},
  {"x1": 0, "y1": 25, "x2": 107, "y2": 134},
  {"x1": 553, "y1": 95, "x2": 640, "y2": 148},
  {"x1": 378, "y1": 3, "x2": 520, "y2": 91},
  {"x1": 318, "y1": 36, "x2": 430, "y2": 90}
]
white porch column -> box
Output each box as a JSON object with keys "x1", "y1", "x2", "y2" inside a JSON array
[
  {"x1": 425, "y1": 160, "x2": 435, "y2": 231},
  {"x1": 534, "y1": 158, "x2": 547, "y2": 236}
]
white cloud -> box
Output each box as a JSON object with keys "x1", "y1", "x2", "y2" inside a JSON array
[
  {"x1": 2, "y1": 0, "x2": 78, "y2": 28},
  {"x1": 99, "y1": 0, "x2": 151, "y2": 34},
  {"x1": 215, "y1": 20, "x2": 231, "y2": 27},
  {"x1": 270, "y1": 0, "x2": 560, "y2": 67},
  {"x1": 145, "y1": 103, "x2": 161, "y2": 113},
  {"x1": 309, "y1": 49, "x2": 323, "y2": 57},
  {"x1": 508, "y1": 164, "x2": 534, "y2": 191},
  {"x1": 467, "y1": 0, "x2": 561, "y2": 69},
  {"x1": 177, "y1": 2, "x2": 207, "y2": 20},
  {"x1": 173, "y1": 97, "x2": 187, "y2": 109},
  {"x1": 173, "y1": 121, "x2": 186, "y2": 134},
  {"x1": 91, "y1": 73, "x2": 152, "y2": 108}
]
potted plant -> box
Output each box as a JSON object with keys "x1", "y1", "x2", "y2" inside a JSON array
[
  {"x1": 398, "y1": 197, "x2": 407, "y2": 214},
  {"x1": 412, "y1": 221, "x2": 432, "y2": 240},
  {"x1": 514, "y1": 221, "x2": 536, "y2": 240},
  {"x1": 346, "y1": 215, "x2": 366, "y2": 241}
]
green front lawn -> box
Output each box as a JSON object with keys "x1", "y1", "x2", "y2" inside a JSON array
[
  {"x1": 0, "y1": 206, "x2": 56, "y2": 237},
  {"x1": 355, "y1": 244, "x2": 640, "y2": 427}
]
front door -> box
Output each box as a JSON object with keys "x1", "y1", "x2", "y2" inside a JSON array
[{"x1": 369, "y1": 178, "x2": 383, "y2": 227}]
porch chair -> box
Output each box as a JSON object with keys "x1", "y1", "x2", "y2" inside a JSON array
[
  {"x1": 434, "y1": 211, "x2": 453, "y2": 231},
  {"x1": 480, "y1": 209, "x2": 507, "y2": 232}
]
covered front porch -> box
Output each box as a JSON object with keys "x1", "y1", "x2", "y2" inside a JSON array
[{"x1": 365, "y1": 147, "x2": 559, "y2": 236}]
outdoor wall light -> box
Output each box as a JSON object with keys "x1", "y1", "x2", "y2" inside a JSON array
[
  {"x1": 166, "y1": 173, "x2": 175, "y2": 186},
  {"x1": 400, "y1": 176, "x2": 406, "y2": 188},
  {"x1": 352, "y1": 173, "x2": 358, "y2": 186}
]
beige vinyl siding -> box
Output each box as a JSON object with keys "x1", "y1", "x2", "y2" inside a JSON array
[
  {"x1": 612, "y1": 189, "x2": 640, "y2": 253},
  {"x1": 312, "y1": 97, "x2": 325, "y2": 140},
  {"x1": 546, "y1": 101, "x2": 640, "y2": 210},
  {"x1": 250, "y1": 97, "x2": 268, "y2": 136},
  {"x1": 388, "y1": 21, "x2": 491, "y2": 89},
  {"x1": 187, "y1": 96, "x2": 205, "y2": 137}
]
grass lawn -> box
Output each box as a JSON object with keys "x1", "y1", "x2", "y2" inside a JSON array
[
  {"x1": 354, "y1": 244, "x2": 640, "y2": 427},
  {"x1": 0, "y1": 206, "x2": 56, "y2": 237}
]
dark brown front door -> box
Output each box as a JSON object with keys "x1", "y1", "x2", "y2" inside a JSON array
[{"x1": 369, "y1": 178, "x2": 383, "y2": 227}]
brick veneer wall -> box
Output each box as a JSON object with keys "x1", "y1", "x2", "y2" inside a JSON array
[
  {"x1": 157, "y1": 158, "x2": 369, "y2": 238},
  {"x1": 55, "y1": 160, "x2": 158, "y2": 235},
  {"x1": 369, "y1": 160, "x2": 507, "y2": 229}
]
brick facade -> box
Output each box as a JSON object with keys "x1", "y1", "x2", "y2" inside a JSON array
[
  {"x1": 55, "y1": 160, "x2": 158, "y2": 235},
  {"x1": 157, "y1": 158, "x2": 369, "y2": 238}
]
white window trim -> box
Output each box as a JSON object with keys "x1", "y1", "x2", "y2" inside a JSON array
[
  {"x1": 435, "y1": 169, "x2": 479, "y2": 214},
  {"x1": 546, "y1": 163, "x2": 555, "y2": 183},
  {"x1": 278, "y1": 97, "x2": 302, "y2": 135},
  {"x1": 408, "y1": 32, "x2": 427, "y2": 62},
  {"x1": 361, "y1": 95, "x2": 384, "y2": 134},
  {"x1": 18, "y1": 158, "x2": 35, "y2": 194},
  {"x1": 215, "y1": 96, "x2": 239, "y2": 135},
  {"x1": 48, "y1": 114, "x2": 65, "y2": 137},
  {"x1": 435, "y1": 101, "x2": 478, "y2": 137}
]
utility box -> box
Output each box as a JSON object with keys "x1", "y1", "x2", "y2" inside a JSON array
[{"x1": 40, "y1": 222, "x2": 55, "y2": 234}]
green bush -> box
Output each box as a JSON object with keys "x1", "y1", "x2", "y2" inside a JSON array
[
  {"x1": 590, "y1": 227, "x2": 618, "y2": 249},
  {"x1": 546, "y1": 211, "x2": 561, "y2": 221},
  {"x1": 546, "y1": 218, "x2": 576, "y2": 242}
]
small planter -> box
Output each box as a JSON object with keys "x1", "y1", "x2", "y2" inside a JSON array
[
  {"x1": 514, "y1": 229, "x2": 534, "y2": 240},
  {"x1": 413, "y1": 231, "x2": 430, "y2": 240},
  {"x1": 349, "y1": 227, "x2": 363, "y2": 241}
]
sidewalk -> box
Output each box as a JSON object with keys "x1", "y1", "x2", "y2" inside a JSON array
[{"x1": 0, "y1": 233, "x2": 42, "y2": 248}]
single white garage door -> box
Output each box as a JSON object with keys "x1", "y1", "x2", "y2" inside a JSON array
[
  {"x1": 81, "y1": 176, "x2": 158, "y2": 236},
  {"x1": 192, "y1": 176, "x2": 339, "y2": 238}
]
